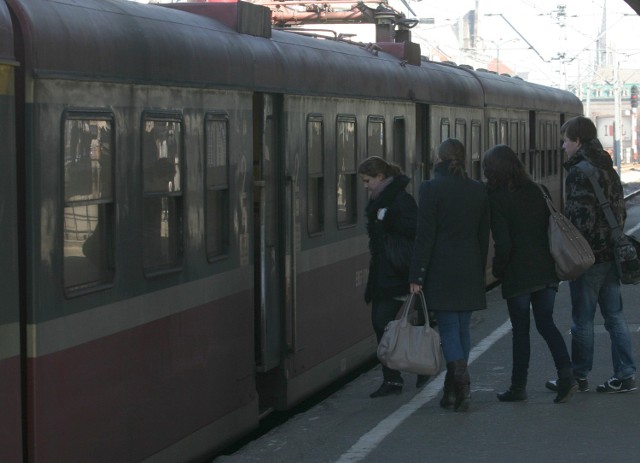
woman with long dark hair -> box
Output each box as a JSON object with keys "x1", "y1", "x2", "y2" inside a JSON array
[
  {"x1": 483, "y1": 144, "x2": 577, "y2": 403},
  {"x1": 409, "y1": 139, "x2": 489, "y2": 412}
]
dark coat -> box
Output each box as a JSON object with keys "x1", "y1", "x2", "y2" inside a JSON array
[
  {"x1": 408, "y1": 162, "x2": 490, "y2": 312},
  {"x1": 564, "y1": 139, "x2": 626, "y2": 264},
  {"x1": 488, "y1": 181, "x2": 559, "y2": 299},
  {"x1": 364, "y1": 175, "x2": 417, "y2": 303}
]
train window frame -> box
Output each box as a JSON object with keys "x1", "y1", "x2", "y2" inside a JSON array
[
  {"x1": 455, "y1": 119, "x2": 466, "y2": 145},
  {"x1": 367, "y1": 115, "x2": 385, "y2": 159},
  {"x1": 499, "y1": 120, "x2": 509, "y2": 145},
  {"x1": 336, "y1": 115, "x2": 358, "y2": 229},
  {"x1": 141, "y1": 111, "x2": 185, "y2": 276},
  {"x1": 307, "y1": 114, "x2": 325, "y2": 236},
  {"x1": 204, "y1": 112, "x2": 231, "y2": 262},
  {"x1": 61, "y1": 110, "x2": 115, "y2": 296}
]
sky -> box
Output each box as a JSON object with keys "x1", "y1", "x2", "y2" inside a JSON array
[{"x1": 397, "y1": 0, "x2": 640, "y2": 87}]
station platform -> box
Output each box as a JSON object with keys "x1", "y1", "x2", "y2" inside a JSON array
[{"x1": 215, "y1": 171, "x2": 640, "y2": 463}]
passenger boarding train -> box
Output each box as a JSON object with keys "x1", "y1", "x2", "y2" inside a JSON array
[{"x1": 0, "y1": 0, "x2": 581, "y2": 461}]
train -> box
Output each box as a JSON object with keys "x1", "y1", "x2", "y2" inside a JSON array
[{"x1": 0, "y1": 0, "x2": 582, "y2": 461}]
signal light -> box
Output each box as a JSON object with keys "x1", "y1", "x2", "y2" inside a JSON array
[{"x1": 632, "y1": 85, "x2": 638, "y2": 108}]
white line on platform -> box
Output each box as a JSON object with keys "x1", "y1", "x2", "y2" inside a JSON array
[{"x1": 334, "y1": 318, "x2": 513, "y2": 463}]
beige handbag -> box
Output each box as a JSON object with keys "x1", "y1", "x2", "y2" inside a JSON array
[
  {"x1": 377, "y1": 291, "x2": 443, "y2": 376},
  {"x1": 537, "y1": 184, "x2": 595, "y2": 281}
]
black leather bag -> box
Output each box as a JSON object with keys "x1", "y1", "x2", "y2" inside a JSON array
[{"x1": 384, "y1": 233, "x2": 413, "y2": 275}]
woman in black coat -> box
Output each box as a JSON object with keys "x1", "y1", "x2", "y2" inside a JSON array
[
  {"x1": 409, "y1": 139, "x2": 490, "y2": 412},
  {"x1": 483, "y1": 144, "x2": 577, "y2": 404},
  {"x1": 358, "y1": 156, "x2": 423, "y2": 397}
]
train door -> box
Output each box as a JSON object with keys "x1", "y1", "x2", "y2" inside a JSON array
[{"x1": 253, "y1": 93, "x2": 284, "y2": 378}]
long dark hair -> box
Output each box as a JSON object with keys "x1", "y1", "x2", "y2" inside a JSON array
[
  {"x1": 438, "y1": 138, "x2": 467, "y2": 177},
  {"x1": 483, "y1": 144, "x2": 531, "y2": 192},
  {"x1": 357, "y1": 156, "x2": 402, "y2": 178}
]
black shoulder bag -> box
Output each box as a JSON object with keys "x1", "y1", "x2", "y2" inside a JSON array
[{"x1": 576, "y1": 161, "x2": 640, "y2": 284}]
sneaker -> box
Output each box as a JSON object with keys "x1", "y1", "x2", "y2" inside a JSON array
[
  {"x1": 545, "y1": 378, "x2": 589, "y2": 392},
  {"x1": 595, "y1": 376, "x2": 637, "y2": 393}
]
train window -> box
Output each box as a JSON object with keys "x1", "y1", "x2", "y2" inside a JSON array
[
  {"x1": 142, "y1": 116, "x2": 183, "y2": 273},
  {"x1": 63, "y1": 115, "x2": 114, "y2": 292},
  {"x1": 546, "y1": 123, "x2": 553, "y2": 177},
  {"x1": 510, "y1": 121, "x2": 518, "y2": 152},
  {"x1": 205, "y1": 114, "x2": 230, "y2": 260},
  {"x1": 440, "y1": 118, "x2": 450, "y2": 143},
  {"x1": 471, "y1": 122, "x2": 481, "y2": 180},
  {"x1": 393, "y1": 117, "x2": 406, "y2": 168},
  {"x1": 539, "y1": 122, "x2": 546, "y2": 178},
  {"x1": 367, "y1": 116, "x2": 385, "y2": 158},
  {"x1": 520, "y1": 121, "x2": 527, "y2": 166},
  {"x1": 337, "y1": 116, "x2": 357, "y2": 227},
  {"x1": 488, "y1": 120, "x2": 498, "y2": 147},
  {"x1": 553, "y1": 122, "x2": 559, "y2": 175},
  {"x1": 455, "y1": 119, "x2": 466, "y2": 145},
  {"x1": 500, "y1": 120, "x2": 508, "y2": 145},
  {"x1": 307, "y1": 116, "x2": 324, "y2": 235}
]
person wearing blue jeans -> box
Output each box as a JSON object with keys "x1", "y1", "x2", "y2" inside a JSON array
[
  {"x1": 483, "y1": 145, "x2": 576, "y2": 403},
  {"x1": 569, "y1": 262, "x2": 636, "y2": 386},
  {"x1": 409, "y1": 139, "x2": 490, "y2": 412},
  {"x1": 550, "y1": 116, "x2": 637, "y2": 393}
]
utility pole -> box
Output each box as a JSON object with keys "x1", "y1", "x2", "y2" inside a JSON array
[
  {"x1": 632, "y1": 85, "x2": 638, "y2": 164},
  {"x1": 614, "y1": 58, "x2": 622, "y2": 174}
]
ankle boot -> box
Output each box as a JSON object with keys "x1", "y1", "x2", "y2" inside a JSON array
[
  {"x1": 497, "y1": 385, "x2": 527, "y2": 402},
  {"x1": 440, "y1": 362, "x2": 456, "y2": 409},
  {"x1": 554, "y1": 367, "x2": 578, "y2": 403},
  {"x1": 453, "y1": 359, "x2": 471, "y2": 412}
]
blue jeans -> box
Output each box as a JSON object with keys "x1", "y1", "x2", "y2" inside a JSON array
[
  {"x1": 435, "y1": 311, "x2": 472, "y2": 363},
  {"x1": 569, "y1": 261, "x2": 636, "y2": 380},
  {"x1": 506, "y1": 287, "x2": 571, "y2": 387},
  {"x1": 372, "y1": 297, "x2": 404, "y2": 383}
]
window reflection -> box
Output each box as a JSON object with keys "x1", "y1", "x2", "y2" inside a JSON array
[
  {"x1": 63, "y1": 118, "x2": 114, "y2": 291},
  {"x1": 142, "y1": 119, "x2": 183, "y2": 271}
]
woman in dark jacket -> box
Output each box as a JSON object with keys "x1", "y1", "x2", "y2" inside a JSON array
[
  {"x1": 483, "y1": 144, "x2": 577, "y2": 403},
  {"x1": 409, "y1": 139, "x2": 489, "y2": 412},
  {"x1": 358, "y1": 156, "x2": 423, "y2": 398}
]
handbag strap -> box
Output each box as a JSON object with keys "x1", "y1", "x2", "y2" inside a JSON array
[
  {"x1": 574, "y1": 161, "x2": 623, "y2": 239},
  {"x1": 535, "y1": 182, "x2": 559, "y2": 215},
  {"x1": 400, "y1": 291, "x2": 432, "y2": 326}
]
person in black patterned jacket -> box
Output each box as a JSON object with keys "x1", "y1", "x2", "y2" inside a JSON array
[
  {"x1": 358, "y1": 156, "x2": 426, "y2": 397},
  {"x1": 546, "y1": 116, "x2": 636, "y2": 394}
]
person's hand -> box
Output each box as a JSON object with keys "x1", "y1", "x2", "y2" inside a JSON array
[{"x1": 410, "y1": 283, "x2": 422, "y2": 294}]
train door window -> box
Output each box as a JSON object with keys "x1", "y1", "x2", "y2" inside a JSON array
[
  {"x1": 393, "y1": 117, "x2": 406, "y2": 168},
  {"x1": 471, "y1": 121, "x2": 481, "y2": 180},
  {"x1": 520, "y1": 121, "x2": 527, "y2": 166},
  {"x1": 142, "y1": 115, "x2": 183, "y2": 273},
  {"x1": 553, "y1": 122, "x2": 559, "y2": 175},
  {"x1": 63, "y1": 114, "x2": 114, "y2": 293},
  {"x1": 539, "y1": 122, "x2": 546, "y2": 178},
  {"x1": 500, "y1": 120, "x2": 508, "y2": 145},
  {"x1": 337, "y1": 116, "x2": 357, "y2": 228},
  {"x1": 367, "y1": 116, "x2": 385, "y2": 158},
  {"x1": 440, "y1": 118, "x2": 450, "y2": 143},
  {"x1": 307, "y1": 115, "x2": 324, "y2": 235},
  {"x1": 488, "y1": 119, "x2": 498, "y2": 147},
  {"x1": 205, "y1": 113, "x2": 230, "y2": 260}
]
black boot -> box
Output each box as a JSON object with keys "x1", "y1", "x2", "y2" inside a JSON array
[
  {"x1": 554, "y1": 368, "x2": 578, "y2": 403},
  {"x1": 370, "y1": 381, "x2": 403, "y2": 398},
  {"x1": 440, "y1": 362, "x2": 456, "y2": 409},
  {"x1": 497, "y1": 385, "x2": 527, "y2": 402},
  {"x1": 453, "y1": 360, "x2": 471, "y2": 412}
]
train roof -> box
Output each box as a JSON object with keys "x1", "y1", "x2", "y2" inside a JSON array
[
  {"x1": 6, "y1": 0, "x2": 580, "y2": 113},
  {"x1": 0, "y1": 0, "x2": 14, "y2": 65}
]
